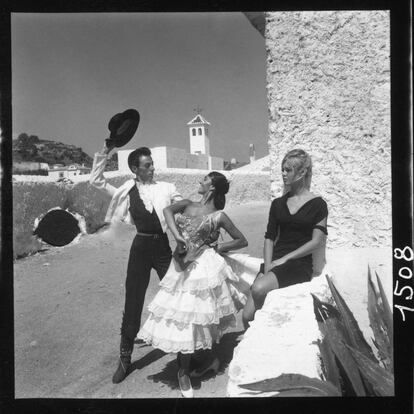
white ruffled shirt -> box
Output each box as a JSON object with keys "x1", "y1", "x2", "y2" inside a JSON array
[
  {"x1": 89, "y1": 152, "x2": 182, "y2": 231},
  {"x1": 135, "y1": 181, "x2": 156, "y2": 213}
]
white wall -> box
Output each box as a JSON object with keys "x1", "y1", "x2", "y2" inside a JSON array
[
  {"x1": 165, "y1": 147, "x2": 187, "y2": 168},
  {"x1": 266, "y1": 11, "x2": 391, "y2": 248},
  {"x1": 118, "y1": 147, "x2": 221, "y2": 172},
  {"x1": 117, "y1": 149, "x2": 134, "y2": 173},
  {"x1": 208, "y1": 156, "x2": 224, "y2": 170},
  {"x1": 48, "y1": 170, "x2": 67, "y2": 180},
  {"x1": 186, "y1": 153, "x2": 209, "y2": 169},
  {"x1": 151, "y1": 147, "x2": 168, "y2": 169},
  {"x1": 190, "y1": 135, "x2": 210, "y2": 155}
]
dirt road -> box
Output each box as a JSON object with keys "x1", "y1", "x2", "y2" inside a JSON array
[{"x1": 14, "y1": 203, "x2": 268, "y2": 398}]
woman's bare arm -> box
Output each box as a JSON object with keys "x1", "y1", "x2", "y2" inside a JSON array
[
  {"x1": 215, "y1": 212, "x2": 248, "y2": 253},
  {"x1": 163, "y1": 200, "x2": 191, "y2": 241},
  {"x1": 263, "y1": 238, "x2": 274, "y2": 273}
]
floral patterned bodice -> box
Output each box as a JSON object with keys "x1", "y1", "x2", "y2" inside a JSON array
[{"x1": 174, "y1": 211, "x2": 222, "y2": 269}]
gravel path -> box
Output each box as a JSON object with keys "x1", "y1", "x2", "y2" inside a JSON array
[
  {"x1": 14, "y1": 202, "x2": 269, "y2": 398},
  {"x1": 13, "y1": 200, "x2": 393, "y2": 399}
]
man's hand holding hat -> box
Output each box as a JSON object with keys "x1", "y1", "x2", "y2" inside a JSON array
[{"x1": 101, "y1": 108, "x2": 140, "y2": 155}]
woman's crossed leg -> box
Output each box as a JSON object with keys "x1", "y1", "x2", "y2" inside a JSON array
[{"x1": 242, "y1": 271, "x2": 279, "y2": 329}]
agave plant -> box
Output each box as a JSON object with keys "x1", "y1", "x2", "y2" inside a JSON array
[
  {"x1": 239, "y1": 267, "x2": 394, "y2": 396},
  {"x1": 367, "y1": 267, "x2": 393, "y2": 373}
]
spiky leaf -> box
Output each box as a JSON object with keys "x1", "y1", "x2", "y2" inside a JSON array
[
  {"x1": 239, "y1": 373, "x2": 341, "y2": 396},
  {"x1": 312, "y1": 293, "x2": 363, "y2": 395},
  {"x1": 375, "y1": 269, "x2": 394, "y2": 371},
  {"x1": 311, "y1": 293, "x2": 341, "y2": 322},
  {"x1": 367, "y1": 268, "x2": 393, "y2": 372},
  {"x1": 346, "y1": 344, "x2": 394, "y2": 396},
  {"x1": 375, "y1": 270, "x2": 393, "y2": 338},
  {"x1": 312, "y1": 295, "x2": 342, "y2": 391},
  {"x1": 323, "y1": 318, "x2": 367, "y2": 396},
  {"x1": 326, "y1": 275, "x2": 376, "y2": 362},
  {"x1": 316, "y1": 338, "x2": 342, "y2": 391}
]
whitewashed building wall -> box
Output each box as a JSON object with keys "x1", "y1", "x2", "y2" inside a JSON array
[
  {"x1": 265, "y1": 11, "x2": 391, "y2": 248},
  {"x1": 208, "y1": 156, "x2": 224, "y2": 171}
]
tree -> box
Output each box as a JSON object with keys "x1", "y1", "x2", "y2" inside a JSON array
[
  {"x1": 16, "y1": 133, "x2": 29, "y2": 143},
  {"x1": 28, "y1": 135, "x2": 40, "y2": 143}
]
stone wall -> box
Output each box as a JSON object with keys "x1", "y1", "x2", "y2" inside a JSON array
[
  {"x1": 13, "y1": 170, "x2": 270, "y2": 258},
  {"x1": 265, "y1": 11, "x2": 391, "y2": 248},
  {"x1": 227, "y1": 247, "x2": 393, "y2": 397}
]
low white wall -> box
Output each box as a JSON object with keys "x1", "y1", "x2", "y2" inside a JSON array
[
  {"x1": 209, "y1": 155, "x2": 224, "y2": 170},
  {"x1": 186, "y1": 153, "x2": 209, "y2": 169},
  {"x1": 117, "y1": 147, "x2": 222, "y2": 171},
  {"x1": 227, "y1": 247, "x2": 392, "y2": 397},
  {"x1": 228, "y1": 276, "x2": 331, "y2": 397},
  {"x1": 150, "y1": 147, "x2": 168, "y2": 169},
  {"x1": 13, "y1": 170, "x2": 271, "y2": 258},
  {"x1": 165, "y1": 147, "x2": 187, "y2": 168},
  {"x1": 117, "y1": 149, "x2": 134, "y2": 173}
]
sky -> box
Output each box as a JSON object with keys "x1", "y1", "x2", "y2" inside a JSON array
[{"x1": 11, "y1": 12, "x2": 268, "y2": 163}]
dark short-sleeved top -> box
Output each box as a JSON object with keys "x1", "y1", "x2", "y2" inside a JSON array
[
  {"x1": 264, "y1": 192, "x2": 328, "y2": 270},
  {"x1": 128, "y1": 185, "x2": 163, "y2": 234}
]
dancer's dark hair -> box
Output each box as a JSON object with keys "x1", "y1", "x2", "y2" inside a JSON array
[{"x1": 208, "y1": 171, "x2": 230, "y2": 210}]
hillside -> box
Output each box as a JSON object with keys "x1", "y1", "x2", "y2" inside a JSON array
[
  {"x1": 13, "y1": 133, "x2": 93, "y2": 167},
  {"x1": 12, "y1": 133, "x2": 118, "y2": 171}
]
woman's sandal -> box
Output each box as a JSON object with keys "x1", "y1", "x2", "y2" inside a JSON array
[
  {"x1": 189, "y1": 357, "x2": 220, "y2": 378},
  {"x1": 177, "y1": 370, "x2": 193, "y2": 398}
]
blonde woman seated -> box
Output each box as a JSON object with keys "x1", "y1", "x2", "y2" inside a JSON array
[{"x1": 242, "y1": 149, "x2": 328, "y2": 328}]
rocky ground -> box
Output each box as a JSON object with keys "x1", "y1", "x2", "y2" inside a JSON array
[
  {"x1": 13, "y1": 203, "x2": 267, "y2": 399},
  {"x1": 13, "y1": 201, "x2": 392, "y2": 399}
]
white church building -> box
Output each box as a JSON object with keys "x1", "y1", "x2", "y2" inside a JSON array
[{"x1": 117, "y1": 113, "x2": 224, "y2": 172}]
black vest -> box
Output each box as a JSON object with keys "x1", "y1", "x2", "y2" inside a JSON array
[{"x1": 128, "y1": 185, "x2": 163, "y2": 234}]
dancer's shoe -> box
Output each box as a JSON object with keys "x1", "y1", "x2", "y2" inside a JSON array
[
  {"x1": 112, "y1": 356, "x2": 131, "y2": 384},
  {"x1": 190, "y1": 357, "x2": 220, "y2": 378},
  {"x1": 177, "y1": 370, "x2": 194, "y2": 398},
  {"x1": 112, "y1": 336, "x2": 133, "y2": 384}
]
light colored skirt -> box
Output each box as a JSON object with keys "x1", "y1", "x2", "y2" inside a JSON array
[{"x1": 137, "y1": 249, "x2": 260, "y2": 354}]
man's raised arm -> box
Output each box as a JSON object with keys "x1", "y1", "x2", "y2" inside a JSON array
[{"x1": 89, "y1": 142, "x2": 117, "y2": 197}]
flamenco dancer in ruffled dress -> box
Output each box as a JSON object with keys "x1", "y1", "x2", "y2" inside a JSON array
[{"x1": 137, "y1": 172, "x2": 248, "y2": 397}]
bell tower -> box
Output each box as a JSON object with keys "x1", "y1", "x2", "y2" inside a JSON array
[{"x1": 187, "y1": 107, "x2": 210, "y2": 156}]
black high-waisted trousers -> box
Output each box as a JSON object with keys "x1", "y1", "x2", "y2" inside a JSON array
[{"x1": 120, "y1": 233, "x2": 172, "y2": 341}]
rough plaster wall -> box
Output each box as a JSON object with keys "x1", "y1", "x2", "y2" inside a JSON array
[{"x1": 265, "y1": 11, "x2": 391, "y2": 248}]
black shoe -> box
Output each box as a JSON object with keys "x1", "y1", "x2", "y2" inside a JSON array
[
  {"x1": 190, "y1": 357, "x2": 220, "y2": 378},
  {"x1": 112, "y1": 356, "x2": 131, "y2": 384}
]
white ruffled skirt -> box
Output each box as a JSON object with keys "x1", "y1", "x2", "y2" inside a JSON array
[{"x1": 137, "y1": 249, "x2": 260, "y2": 354}]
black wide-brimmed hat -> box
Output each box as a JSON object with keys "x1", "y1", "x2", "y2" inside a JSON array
[
  {"x1": 33, "y1": 209, "x2": 82, "y2": 247},
  {"x1": 106, "y1": 108, "x2": 140, "y2": 148}
]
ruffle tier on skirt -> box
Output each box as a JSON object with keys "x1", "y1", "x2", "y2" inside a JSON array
[{"x1": 137, "y1": 248, "x2": 251, "y2": 354}]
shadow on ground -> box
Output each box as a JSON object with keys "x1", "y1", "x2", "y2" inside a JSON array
[{"x1": 142, "y1": 330, "x2": 244, "y2": 391}]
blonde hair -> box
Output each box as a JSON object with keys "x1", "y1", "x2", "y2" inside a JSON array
[{"x1": 281, "y1": 149, "x2": 312, "y2": 193}]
